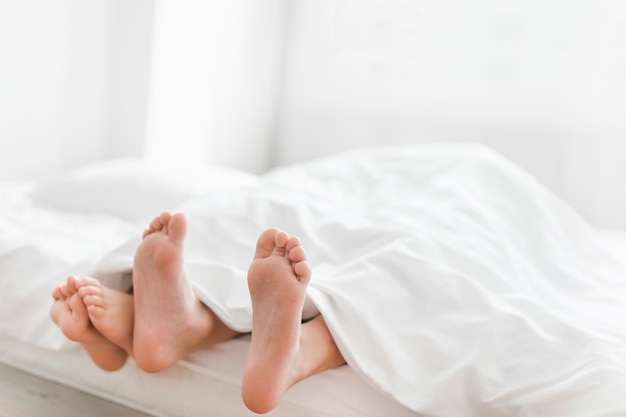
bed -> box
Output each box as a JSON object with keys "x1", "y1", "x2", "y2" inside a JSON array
[{"x1": 1, "y1": 144, "x2": 626, "y2": 417}]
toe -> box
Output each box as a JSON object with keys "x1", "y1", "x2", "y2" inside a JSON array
[
  {"x1": 66, "y1": 275, "x2": 79, "y2": 294},
  {"x1": 159, "y1": 211, "x2": 172, "y2": 224},
  {"x1": 69, "y1": 293, "x2": 88, "y2": 318},
  {"x1": 59, "y1": 284, "x2": 71, "y2": 298},
  {"x1": 273, "y1": 231, "x2": 289, "y2": 256},
  {"x1": 285, "y1": 236, "x2": 301, "y2": 253},
  {"x1": 75, "y1": 276, "x2": 100, "y2": 290},
  {"x1": 83, "y1": 294, "x2": 105, "y2": 308},
  {"x1": 289, "y1": 246, "x2": 307, "y2": 263},
  {"x1": 52, "y1": 286, "x2": 64, "y2": 300},
  {"x1": 167, "y1": 213, "x2": 188, "y2": 246},
  {"x1": 86, "y1": 304, "x2": 106, "y2": 320},
  {"x1": 159, "y1": 212, "x2": 173, "y2": 235},
  {"x1": 294, "y1": 261, "x2": 311, "y2": 283},
  {"x1": 150, "y1": 218, "x2": 160, "y2": 230},
  {"x1": 78, "y1": 285, "x2": 103, "y2": 299},
  {"x1": 253, "y1": 228, "x2": 280, "y2": 260}
]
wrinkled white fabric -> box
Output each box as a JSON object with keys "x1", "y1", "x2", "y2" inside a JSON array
[
  {"x1": 99, "y1": 145, "x2": 626, "y2": 416},
  {"x1": 196, "y1": 145, "x2": 626, "y2": 416},
  {"x1": 3, "y1": 145, "x2": 626, "y2": 416}
]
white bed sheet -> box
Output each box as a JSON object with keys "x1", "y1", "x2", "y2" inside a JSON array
[
  {"x1": 0, "y1": 171, "x2": 415, "y2": 417},
  {"x1": 3, "y1": 146, "x2": 626, "y2": 417},
  {"x1": 3, "y1": 226, "x2": 624, "y2": 417}
]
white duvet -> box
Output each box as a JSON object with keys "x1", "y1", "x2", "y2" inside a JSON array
[{"x1": 2, "y1": 144, "x2": 626, "y2": 417}]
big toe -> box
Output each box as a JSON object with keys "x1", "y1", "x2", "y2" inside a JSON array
[
  {"x1": 167, "y1": 213, "x2": 188, "y2": 246},
  {"x1": 253, "y1": 228, "x2": 281, "y2": 260}
]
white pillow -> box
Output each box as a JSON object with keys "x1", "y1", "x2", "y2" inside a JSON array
[{"x1": 29, "y1": 158, "x2": 260, "y2": 221}]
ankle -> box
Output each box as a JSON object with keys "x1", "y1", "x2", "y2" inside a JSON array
[{"x1": 298, "y1": 317, "x2": 345, "y2": 380}]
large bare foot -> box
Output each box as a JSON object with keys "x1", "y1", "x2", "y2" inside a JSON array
[
  {"x1": 132, "y1": 212, "x2": 239, "y2": 373},
  {"x1": 75, "y1": 276, "x2": 134, "y2": 356},
  {"x1": 50, "y1": 276, "x2": 128, "y2": 371},
  {"x1": 242, "y1": 229, "x2": 333, "y2": 414}
]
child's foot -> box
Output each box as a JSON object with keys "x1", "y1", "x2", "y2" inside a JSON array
[
  {"x1": 132, "y1": 212, "x2": 239, "y2": 373},
  {"x1": 76, "y1": 276, "x2": 134, "y2": 355},
  {"x1": 241, "y1": 229, "x2": 312, "y2": 414},
  {"x1": 50, "y1": 276, "x2": 128, "y2": 371}
]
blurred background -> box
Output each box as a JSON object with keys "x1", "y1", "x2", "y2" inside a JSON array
[{"x1": 1, "y1": 0, "x2": 625, "y2": 227}]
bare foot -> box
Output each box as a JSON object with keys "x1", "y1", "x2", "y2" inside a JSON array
[
  {"x1": 241, "y1": 230, "x2": 313, "y2": 413},
  {"x1": 50, "y1": 276, "x2": 128, "y2": 371},
  {"x1": 132, "y1": 212, "x2": 239, "y2": 373},
  {"x1": 76, "y1": 276, "x2": 134, "y2": 356}
]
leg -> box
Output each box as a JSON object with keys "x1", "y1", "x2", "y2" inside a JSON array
[
  {"x1": 132, "y1": 212, "x2": 240, "y2": 373},
  {"x1": 50, "y1": 276, "x2": 129, "y2": 371},
  {"x1": 242, "y1": 230, "x2": 346, "y2": 414},
  {"x1": 297, "y1": 315, "x2": 346, "y2": 386}
]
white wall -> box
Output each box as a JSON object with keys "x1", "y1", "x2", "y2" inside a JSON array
[
  {"x1": 107, "y1": 0, "x2": 155, "y2": 159},
  {"x1": 1, "y1": 1, "x2": 625, "y2": 227},
  {"x1": 0, "y1": 1, "x2": 112, "y2": 180},
  {"x1": 0, "y1": 0, "x2": 287, "y2": 179},
  {"x1": 0, "y1": 0, "x2": 154, "y2": 180},
  {"x1": 144, "y1": 0, "x2": 289, "y2": 173},
  {"x1": 276, "y1": 0, "x2": 626, "y2": 227}
]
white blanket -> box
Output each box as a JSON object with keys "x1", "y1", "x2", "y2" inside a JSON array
[{"x1": 3, "y1": 144, "x2": 626, "y2": 416}]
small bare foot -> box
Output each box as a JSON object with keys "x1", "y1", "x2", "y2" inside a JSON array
[
  {"x1": 50, "y1": 276, "x2": 128, "y2": 371},
  {"x1": 241, "y1": 230, "x2": 313, "y2": 414},
  {"x1": 76, "y1": 276, "x2": 134, "y2": 356},
  {"x1": 132, "y1": 212, "x2": 239, "y2": 373}
]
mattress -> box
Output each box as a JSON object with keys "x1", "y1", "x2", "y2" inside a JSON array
[
  {"x1": 0, "y1": 336, "x2": 414, "y2": 417},
  {"x1": 0, "y1": 160, "x2": 416, "y2": 417}
]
